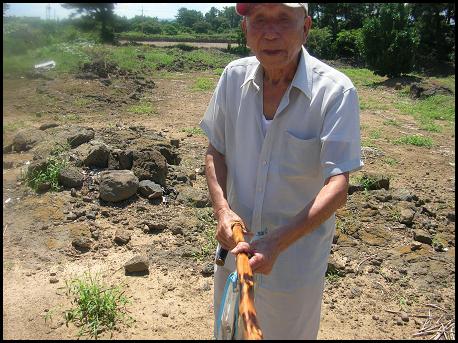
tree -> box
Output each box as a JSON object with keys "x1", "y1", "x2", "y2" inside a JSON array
[
  {"x1": 362, "y1": 3, "x2": 418, "y2": 77},
  {"x1": 3, "y1": 3, "x2": 9, "y2": 17},
  {"x1": 175, "y1": 8, "x2": 204, "y2": 28},
  {"x1": 61, "y1": 3, "x2": 116, "y2": 43}
]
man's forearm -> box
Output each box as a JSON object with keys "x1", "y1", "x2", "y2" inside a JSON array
[
  {"x1": 272, "y1": 173, "x2": 349, "y2": 253},
  {"x1": 205, "y1": 144, "x2": 230, "y2": 216}
]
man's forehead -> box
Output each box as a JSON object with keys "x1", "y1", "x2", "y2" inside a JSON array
[{"x1": 237, "y1": 3, "x2": 307, "y2": 16}]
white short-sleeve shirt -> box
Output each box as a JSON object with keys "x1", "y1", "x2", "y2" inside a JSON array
[{"x1": 200, "y1": 47, "x2": 363, "y2": 292}]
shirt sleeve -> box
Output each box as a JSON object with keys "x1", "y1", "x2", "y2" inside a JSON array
[
  {"x1": 199, "y1": 68, "x2": 228, "y2": 155},
  {"x1": 320, "y1": 87, "x2": 364, "y2": 180}
]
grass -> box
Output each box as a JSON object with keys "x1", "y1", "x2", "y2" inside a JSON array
[
  {"x1": 368, "y1": 129, "x2": 382, "y2": 139},
  {"x1": 192, "y1": 208, "x2": 218, "y2": 262},
  {"x1": 383, "y1": 157, "x2": 399, "y2": 166},
  {"x1": 353, "y1": 174, "x2": 381, "y2": 191},
  {"x1": 192, "y1": 77, "x2": 215, "y2": 92},
  {"x1": 383, "y1": 119, "x2": 401, "y2": 127},
  {"x1": 128, "y1": 102, "x2": 157, "y2": 115},
  {"x1": 325, "y1": 269, "x2": 341, "y2": 284},
  {"x1": 64, "y1": 272, "x2": 133, "y2": 339},
  {"x1": 182, "y1": 127, "x2": 204, "y2": 136},
  {"x1": 337, "y1": 67, "x2": 385, "y2": 88},
  {"x1": 393, "y1": 135, "x2": 434, "y2": 148},
  {"x1": 395, "y1": 94, "x2": 455, "y2": 131}
]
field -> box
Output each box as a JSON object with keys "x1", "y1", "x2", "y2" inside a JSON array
[{"x1": 2, "y1": 43, "x2": 455, "y2": 340}]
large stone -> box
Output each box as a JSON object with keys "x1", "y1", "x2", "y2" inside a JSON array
[
  {"x1": 176, "y1": 187, "x2": 210, "y2": 207},
  {"x1": 399, "y1": 208, "x2": 416, "y2": 226},
  {"x1": 114, "y1": 229, "x2": 131, "y2": 245},
  {"x1": 74, "y1": 141, "x2": 110, "y2": 168},
  {"x1": 413, "y1": 229, "x2": 432, "y2": 245},
  {"x1": 99, "y1": 170, "x2": 139, "y2": 202},
  {"x1": 12, "y1": 128, "x2": 49, "y2": 152},
  {"x1": 108, "y1": 149, "x2": 134, "y2": 170},
  {"x1": 66, "y1": 127, "x2": 95, "y2": 148},
  {"x1": 58, "y1": 167, "x2": 84, "y2": 189},
  {"x1": 124, "y1": 255, "x2": 149, "y2": 273},
  {"x1": 138, "y1": 180, "x2": 163, "y2": 199},
  {"x1": 131, "y1": 149, "x2": 168, "y2": 186}
]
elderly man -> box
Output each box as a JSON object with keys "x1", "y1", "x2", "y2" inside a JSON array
[{"x1": 200, "y1": 3, "x2": 363, "y2": 339}]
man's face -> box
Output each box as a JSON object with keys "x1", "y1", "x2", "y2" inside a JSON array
[{"x1": 242, "y1": 4, "x2": 311, "y2": 70}]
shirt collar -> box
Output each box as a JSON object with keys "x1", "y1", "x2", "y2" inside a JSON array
[{"x1": 241, "y1": 47, "x2": 313, "y2": 99}]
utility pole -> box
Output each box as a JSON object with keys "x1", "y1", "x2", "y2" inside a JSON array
[
  {"x1": 46, "y1": 3, "x2": 51, "y2": 20},
  {"x1": 141, "y1": 4, "x2": 144, "y2": 34}
]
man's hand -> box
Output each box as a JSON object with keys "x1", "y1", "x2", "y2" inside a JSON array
[
  {"x1": 230, "y1": 235, "x2": 280, "y2": 275},
  {"x1": 215, "y1": 208, "x2": 252, "y2": 250}
]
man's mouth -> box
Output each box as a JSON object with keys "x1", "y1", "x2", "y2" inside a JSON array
[{"x1": 263, "y1": 49, "x2": 283, "y2": 56}]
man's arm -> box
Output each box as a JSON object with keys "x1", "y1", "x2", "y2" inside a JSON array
[
  {"x1": 232, "y1": 172, "x2": 349, "y2": 274},
  {"x1": 205, "y1": 143, "x2": 249, "y2": 250}
]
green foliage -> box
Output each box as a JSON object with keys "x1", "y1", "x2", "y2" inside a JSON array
[
  {"x1": 393, "y1": 135, "x2": 433, "y2": 148},
  {"x1": 128, "y1": 102, "x2": 156, "y2": 115},
  {"x1": 64, "y1": 272, "x2": 133, "y2": 339},
  {"x1": 23, "y1": 155, "x2": 67, "y2": 192},
  {"x1": 361, "y1": 3, "x2": 418, "y2": 77},
  {"x1": 333, "y1": 29, "x2": 364, "y2": 60},
  {"x1": 181, "y1": 127, "x2": 204, "y2": 136},
  {"x1": 192, "y1": 77, "x2": 215, "y2": 91},
  {"x1": 306, "y1": 27, "x2": 335, "y2": 59},
  {"x1": 354, "y1": 174, "x2": 382, "y2": 191}
]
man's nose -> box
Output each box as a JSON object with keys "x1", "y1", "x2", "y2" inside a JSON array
[{"x1": 262, "y1": 23, "x2": 281, "y2": 40}]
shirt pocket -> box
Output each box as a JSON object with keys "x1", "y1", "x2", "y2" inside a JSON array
[{"x1": 278, "y1": 131, "x2": 321, "y2": 179}]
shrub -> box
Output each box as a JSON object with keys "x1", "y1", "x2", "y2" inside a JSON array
[
  {"x1": 333, "y1": 29, "x2": 364, "y2": 60},
  {"x1": 306, "y1": 27, "x2": 335, "y2": 59}
]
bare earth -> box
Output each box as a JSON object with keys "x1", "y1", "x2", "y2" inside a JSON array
[{"x1": 3, "y1": 64, "x2": 455, "y2": 340}]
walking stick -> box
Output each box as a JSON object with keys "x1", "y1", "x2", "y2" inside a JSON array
[{"x1": 232, "y1": 222, "x2": 263, "y2": 340}]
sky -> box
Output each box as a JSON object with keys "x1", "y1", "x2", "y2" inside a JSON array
[{"x1": 5, "y1": 3, "x2": 235, "y2": 21}]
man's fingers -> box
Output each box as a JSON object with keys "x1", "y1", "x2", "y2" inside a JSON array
[{"x1": 231, "y1": 242, "x2": 254, "y2": 255}]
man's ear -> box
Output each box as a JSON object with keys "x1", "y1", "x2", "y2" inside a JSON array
[
  {"x1": 303, "y1": 16, "x2": 312, "y2": 45},
  {"x1": 241, "y1": 17, "x2": 247, "y2": 35}
]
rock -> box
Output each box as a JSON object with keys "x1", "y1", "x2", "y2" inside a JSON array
[
  {"x1": 348, "y1": 184, "x2": 364, "y2": 195},
  {"x1": 86, "y1": 212, "x2": 97, "y2": 220},
  {"x1": 399, "y1": 208, "x2": 416, "y2": 226},
  {"x1": 432, "y1": 240, "x2": 446, "y2": 252},
  {"x1": 124, "y1": 255, "x2": 149, "y2": 273},
  {"x1": 400, "y1": 312, "x2": 409, "y2": 322},
  {"x1": 12, "y1": 128, "x2": 49, "y2": 152},
  {"x1": 170, "y1": 139, "x2": 180, "y2": 148},
  {"x1": 145, "y1": 223, "x2": 167, "y2": 233},
  {"x1": 422, "y1": 204, "x2": 437, "y2": 218},
  {"x1": 392, "y1": 188, "x2": 418, "y2": 202},
  {"x1": 446, "y1": 212, "x2": 455, "y2": 222},
  {"x1": 138, "y1": 180, "x2": 163, "y2": 199},
  {"x1": 49, "y1": 277, "x2": 59, "y2": 284},
  {"x1": 72, "y1": 237, "x2": 92, "y2": 252},
  {"x1": 39, "y1": 122, "x2": 59, "y2": 130},
  {"x1": 131, "y1": 149, "x2": 168, "y2": 186},
  {"x1": 201, "y1": 263, "x2": 214, "y2": 277},
  {"x1": 176, "y1": 187, "x2": 210, "y2": 208},
  {"x1": 372, "y1": 315, "x2": 379, "y2": 321},
  {"x1": 70, "y1": 188, "x2": 78, "y2": 197},
  {"x1": 108, "y1": 149, "x2": 134, "y2": 170},
  {"x1": 413, "y1": 229, "x2": 432, "y2": 245},
  {"x1": 99, "y1": 170, "x2": 139, "y2": 202},
  {"x1": 373, "y1": 189, "x2": 392, "y2": 202},
  {"x1": 410, "y1": 241, "x2": 423, "y2": 251},
  {"x1": 114, "y1": 229, "x2": 131, "y2": 245},
  {"x1": 74, "y1": 141, "x2": 110, "y2": 168},
  {"x1": 58, "y1": 167, "x2": 84, "y2": 189},
  {"x1": 157, "y1": 144, "x2": 181, "y2": 165},
  {"x1": 66, "y1": 127, "x2": 95, "y2": 148},
  {"x1": 37, "y1": 182, "x2": 51, "y2": 193}
]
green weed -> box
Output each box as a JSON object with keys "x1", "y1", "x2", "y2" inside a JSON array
[
  {"x1": 64, "y1": 272, "x2": 133, "y2": 339},
  {"x1": 23, "y1": 155, "x2": 67, "y2": 192},
  {"x1": 393, "y1": 135, "x2": 433, "y2": 148},
  {"x1": 383, "y1": 119, "x2": 400, "y2": 127},
  {"x1": 182, "y1": 127, "x2": 204, "y2": 136},
  {"x1": 192, "y1": 77, "x2": 214, "y2": 92},
  {"x1": 369, "y1": 129, "x2": 382, "y2": 139},
  {"x1": 325, "y1": 270, "x2": 341, "y2": 284},
  {"x1": 383, "y1": 157, "x2": 398, "y2": 166},
  {"x1": 192, "y1": 208, "x2": 218, "y2": 262},
  {"x1": 128, "y1": 102, "x2": 156, "y2": 115}
]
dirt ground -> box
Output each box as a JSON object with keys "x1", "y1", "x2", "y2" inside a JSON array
[{"x1": 3, "y1": 60, "x2": 455, "y2": 340}]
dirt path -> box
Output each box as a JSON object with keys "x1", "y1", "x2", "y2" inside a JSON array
[{"x1": 3, "y1": 66, "x2": 455, "y2": 340}]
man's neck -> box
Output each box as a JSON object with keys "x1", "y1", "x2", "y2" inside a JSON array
[{"x1": 262, "y1": 52, "x2": 301, "y2": 86}]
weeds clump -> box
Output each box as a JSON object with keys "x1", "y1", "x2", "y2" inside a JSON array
[
  {"x1": 64, "y1": 272, "x2": 133, "y2": 339},
  {"x1": 393, "y1": 135, "x2": 433, "y2": 148}
]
